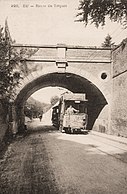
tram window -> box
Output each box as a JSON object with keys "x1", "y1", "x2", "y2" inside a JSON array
[
  {"x1": 75, "y1": 100, "x2": 80, "y2": 103},
  {"x1": 64, "y1": 100, "x2": 87, "y2": 113}
]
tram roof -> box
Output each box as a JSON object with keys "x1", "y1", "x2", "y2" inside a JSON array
[{"x1": 62, "y1": 93, "x2": 88, "y2": 101}]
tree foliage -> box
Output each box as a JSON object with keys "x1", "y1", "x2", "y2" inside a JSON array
[
  {"x1": 102, "y1": 34, "x2": 115, "y2": 47},
  {"x1": 77, "y1": 0, "x2": 127, "y2": 28},
  {"x1": 0, "y1": 21, "x2": 37, "y2": 101},
  {"x1": 24, "y1": 97, "x2": 51, "y2": 119},
  {"x1": 50, "y1": 95, "x2": 59, "y2": 106}
]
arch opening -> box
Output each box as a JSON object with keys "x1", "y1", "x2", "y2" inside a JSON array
[{"x1": 15, "y1": 72, "x2": 108, "y2": 131}]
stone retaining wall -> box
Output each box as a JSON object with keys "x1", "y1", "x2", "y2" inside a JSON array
[{"x1": 111, "y1": 39, "x2": 127, "y2": 137}]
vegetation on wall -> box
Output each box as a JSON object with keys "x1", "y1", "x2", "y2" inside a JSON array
[{"x1": 0, "y1": 20, "x2": 38, "y2": 102}]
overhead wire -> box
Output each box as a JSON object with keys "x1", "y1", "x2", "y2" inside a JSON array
[
  {"x1": 73, "y1": 24, "x2": 126, "y2": 75},
  {"x1": 113, "y1": 27, "x2": 127, "y2": 39},
  {"x1": 72, "y1": 48, "x2": 108, "y2": 75},
  {"x1": 109, "y1": 25, "x2": 122, "y2": 36}
]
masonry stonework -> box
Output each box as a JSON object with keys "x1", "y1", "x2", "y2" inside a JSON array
[
  {"x1": 12, "y1": 45, "x2": 111, "y2": 134},
  {"x1": 111, "y1": 39, "x2": 127, "y2": 137},
  {"x1": 1, "y1": 41, "x2": 127, "y2": 149}
]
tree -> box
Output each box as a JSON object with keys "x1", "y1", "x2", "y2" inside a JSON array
[
  {"x1": 24, "y1": 97, "x2": 51, "y2": 119},
  {"x1": 102, "y1": 34, "x2": 115, "y2": 47},
  {"x1": 0, "y1": 22, "x2": 12, "y2": 99},
  {"x1": 76, "y1": 0, "x2": 127, "y2": 28},
  {"x1": 50, "y1": 96, "x2": 59, "y2": 106},
  {"x1": 0, "y1": 20, "x2": 37, "y2": 101}
]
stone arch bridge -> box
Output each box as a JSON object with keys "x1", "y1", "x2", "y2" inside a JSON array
[{"x1": 11, "y1": 44, "x2": 111, "y2": 133}]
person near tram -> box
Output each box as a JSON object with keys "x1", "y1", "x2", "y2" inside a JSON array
[
  {"x1": 66, "y1": 105, "x2": 79, "y2": 115},
  {"x1": 38, "y1": 113, "x2": 43, "y2": 122}
]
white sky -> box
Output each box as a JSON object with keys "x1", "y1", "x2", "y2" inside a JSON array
[
  {"x1": 31, "y1": 87, "x2": 69, "y2": 104},
  {"x1": 0, "y1": 0, "x2": 126, "y2": 46},
  {"x1": 0, "y1": 0, "x2": 127, "y2": 103}
]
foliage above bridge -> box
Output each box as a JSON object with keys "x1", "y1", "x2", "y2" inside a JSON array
[{"x1": 77, "y1": 0, "x2": 127, "y2": 28}]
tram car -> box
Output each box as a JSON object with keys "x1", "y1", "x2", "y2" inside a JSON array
[{"x1": 52, "y1": 93, "x2": 88, "y2": 134}]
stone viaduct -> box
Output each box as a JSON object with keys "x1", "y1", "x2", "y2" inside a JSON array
[
  {"x1": 1, "y1": 39, "x2": 127, "y2": 143},
  {"x1": 12, "y1": 44, "x2": 112, "y2": 134}
]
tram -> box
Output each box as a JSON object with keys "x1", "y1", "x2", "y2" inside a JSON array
[{"x1": 52, "y1": 93, "x2": 88, "y2": 134}]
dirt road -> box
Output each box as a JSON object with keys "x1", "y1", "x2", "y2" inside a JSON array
[{"x1": 0, "y1": 122, "x2": 127, "y2": 194}]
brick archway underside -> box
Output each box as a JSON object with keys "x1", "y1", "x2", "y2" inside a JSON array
[{"x1": 15, "y1": 72, "x2": 107, "y2": 130}]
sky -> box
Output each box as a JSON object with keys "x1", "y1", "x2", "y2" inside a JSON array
[
  {"x1": 0, "y1": 0, "x2": 126, "y2": 46},
  {"x1": 0, "y1": 0, "x2": 127, "y2": 103},
  {"x1": 31, "y1": 87, "x2": 69, "y2": 104}
]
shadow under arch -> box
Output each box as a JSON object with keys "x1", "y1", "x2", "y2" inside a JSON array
[{"x1": 15, "y1": 70, "x2": 108, "y2": 131}]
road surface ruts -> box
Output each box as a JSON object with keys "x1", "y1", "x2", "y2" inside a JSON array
[{"x1": 0, "y1": 124, "x2": 127, "y2": 194}]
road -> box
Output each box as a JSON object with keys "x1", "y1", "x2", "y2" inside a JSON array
[{"x1": 0, "y1": 120, "x2": 127, "y2": 194}]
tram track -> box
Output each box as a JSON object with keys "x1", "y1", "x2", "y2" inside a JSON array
[{"x1": 89, "y1": 134, "x2": 127, "y2": 163}]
